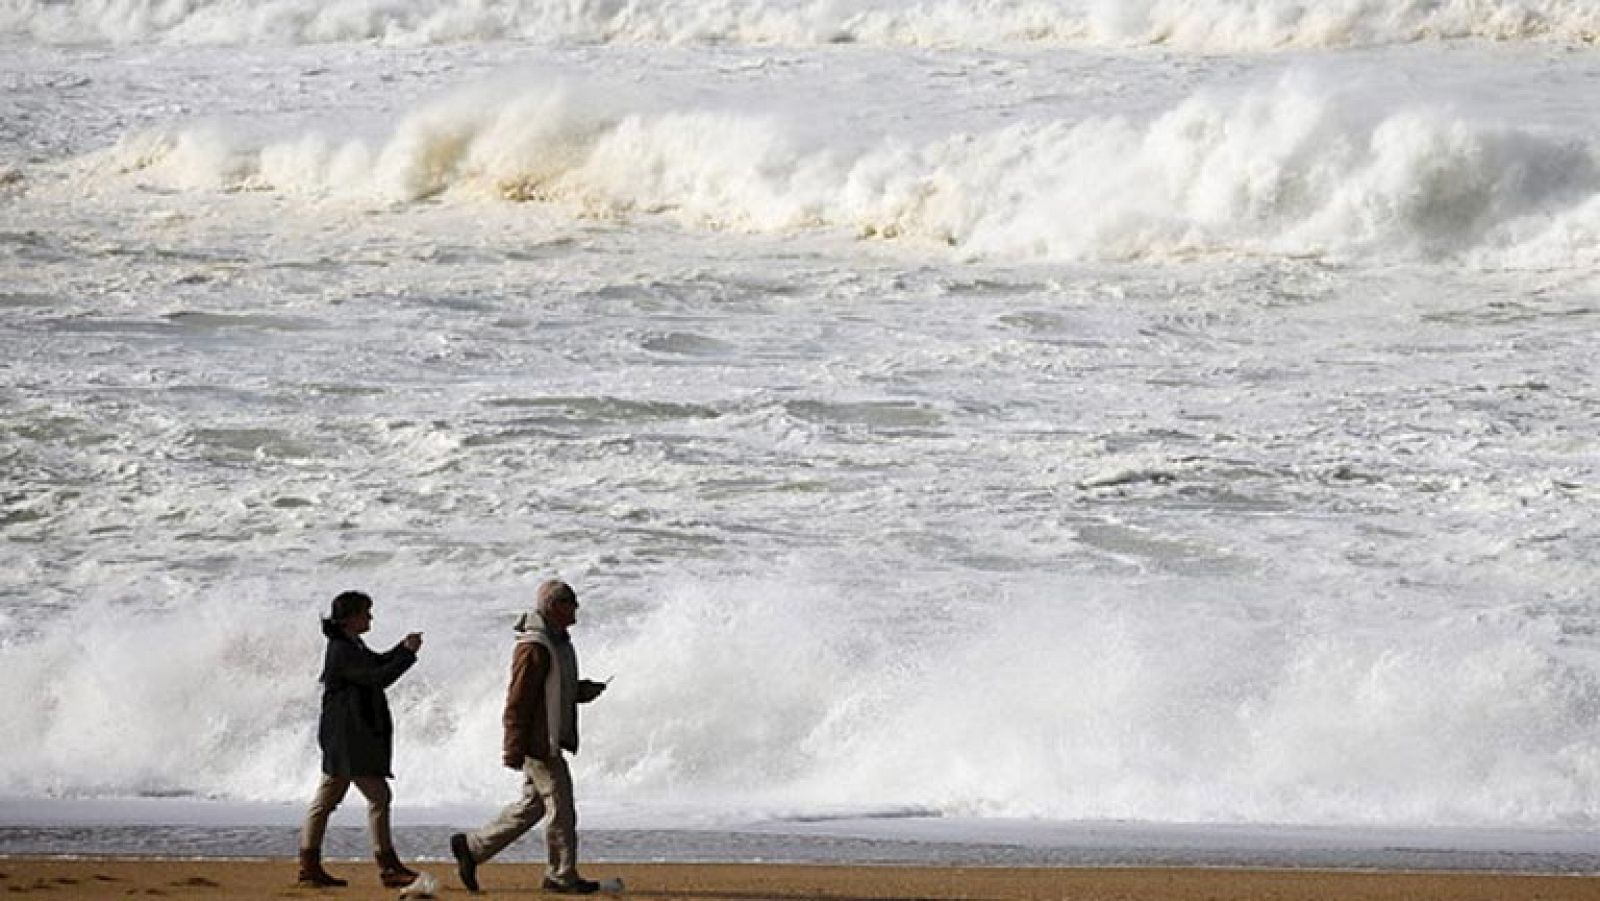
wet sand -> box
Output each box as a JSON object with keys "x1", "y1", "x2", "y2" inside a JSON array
[{"x1": 2, "y1": 858, "x2": 1599, "y2": 900}]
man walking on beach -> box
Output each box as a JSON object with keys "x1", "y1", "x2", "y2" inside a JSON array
[{"x1": 451, "y1": 580, "x2": 608, "y2": 894}]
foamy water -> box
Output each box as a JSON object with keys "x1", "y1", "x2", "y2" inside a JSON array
[
  {"x1": 6, "y1": 0, "x2": 1600, "y2": 48},
  {"x1": 2, "y1": 1, "x2": 1599, "y2": 840}
]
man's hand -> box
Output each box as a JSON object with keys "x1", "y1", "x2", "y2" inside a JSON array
[{"x1": 403, "y1": 632, "x2": 424, "y2": 653}]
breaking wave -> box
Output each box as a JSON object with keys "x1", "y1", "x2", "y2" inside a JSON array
[
  {"x1": 91, "y1": 76, "x2": 1600, "y2": 266},
  {"x1": 4, "y1": 0, "x2": 1599, "y2": 49},
  {"x1": 2, "y1": 575, "x2": 1598, "y2": 827}
]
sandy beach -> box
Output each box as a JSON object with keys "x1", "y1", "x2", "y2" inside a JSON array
[{"x1": 3, "y1": 858, "x2": 1599, "y2": 901}]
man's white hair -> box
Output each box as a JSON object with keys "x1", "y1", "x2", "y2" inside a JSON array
[{"x1": 536, "y1": 579, "x2": 576, "y2": 614}]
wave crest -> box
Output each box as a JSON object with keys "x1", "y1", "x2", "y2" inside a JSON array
[{"x1": 91, "y1": 76, "x2": 1600, "y2": 266}]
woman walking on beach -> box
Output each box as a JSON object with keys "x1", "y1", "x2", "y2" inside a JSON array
[{"x1": 297, "y1": 590, "x2": 424, "y2": 889}]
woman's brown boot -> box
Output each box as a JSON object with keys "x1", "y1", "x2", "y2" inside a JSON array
[
  {"x1": 375, "y1": 848, "x2": 419, "y2": 888},
  {"x1": 297, "y1": 849, "x2": 348, "y2": 887}
]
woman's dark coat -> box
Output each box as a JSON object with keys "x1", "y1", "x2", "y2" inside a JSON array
[{"x1": 317, "y1": 619, "x2": 417, "y2": 778}]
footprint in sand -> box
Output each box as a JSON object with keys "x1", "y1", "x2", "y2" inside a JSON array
[{"x1": 169, "y1": 878, "x2": 219, "y2": 888}]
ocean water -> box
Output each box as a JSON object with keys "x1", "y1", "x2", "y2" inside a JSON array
[{"x1": 3, "y1": 0, "x2": 1600, "y2": 857}]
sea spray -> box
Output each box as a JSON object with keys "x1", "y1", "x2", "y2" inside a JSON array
[{"x1": 2, "y1": 573, "x2": 1597, "y2": 826}]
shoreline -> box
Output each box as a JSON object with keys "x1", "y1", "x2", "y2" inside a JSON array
[
  {"x1": 3, "y1": 858, "x2": 1600, "y2": 900},
  {"x1": 5, "y1": 799, "x2": 1600, "y2": 873}
]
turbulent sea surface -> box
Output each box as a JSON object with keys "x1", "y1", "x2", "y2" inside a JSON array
[{"x1": 3, "y1": 0, "x2": 1600, "y2": 857}]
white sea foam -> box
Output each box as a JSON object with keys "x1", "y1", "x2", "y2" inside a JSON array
[
  {"x1": 610, "y1": 580, "x2": 1600, "y2": 827},
  {"x1": 90, "y1": 76, "x2": 1600, "y2": 265},
  {"x1": 1086, "y1": 0, "x2": 1600, "y2": 50},
  {"x1": 5, "y1": 0, "x2": 1599, "y2": 48},
  {"x1": 0, "y1": 574, "x2": 1596, "y2": 827}
]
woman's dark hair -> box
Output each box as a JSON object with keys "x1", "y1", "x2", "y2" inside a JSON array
[{"x1": 328, "y1": 590, "x2": 372, "y2": 623}]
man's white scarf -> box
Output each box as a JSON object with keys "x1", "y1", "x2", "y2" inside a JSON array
[{"x1": 513, "y1": 616, "x2": 580, "y2": 754}]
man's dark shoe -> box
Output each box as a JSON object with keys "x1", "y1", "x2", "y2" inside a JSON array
[
  {"x1": 297, "y1": 848, "x2": 347, "y2": 887},
  {"x1": 450, "y1": 833, "x2": 479, "y2": 893},
  {"x1": 542, "y1": 876, "x2": 601, "y2": 894}
]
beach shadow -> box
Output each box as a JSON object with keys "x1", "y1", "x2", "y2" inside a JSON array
[{"x1": 8, "y1": 877, "x2": 83, "y2": 893}]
